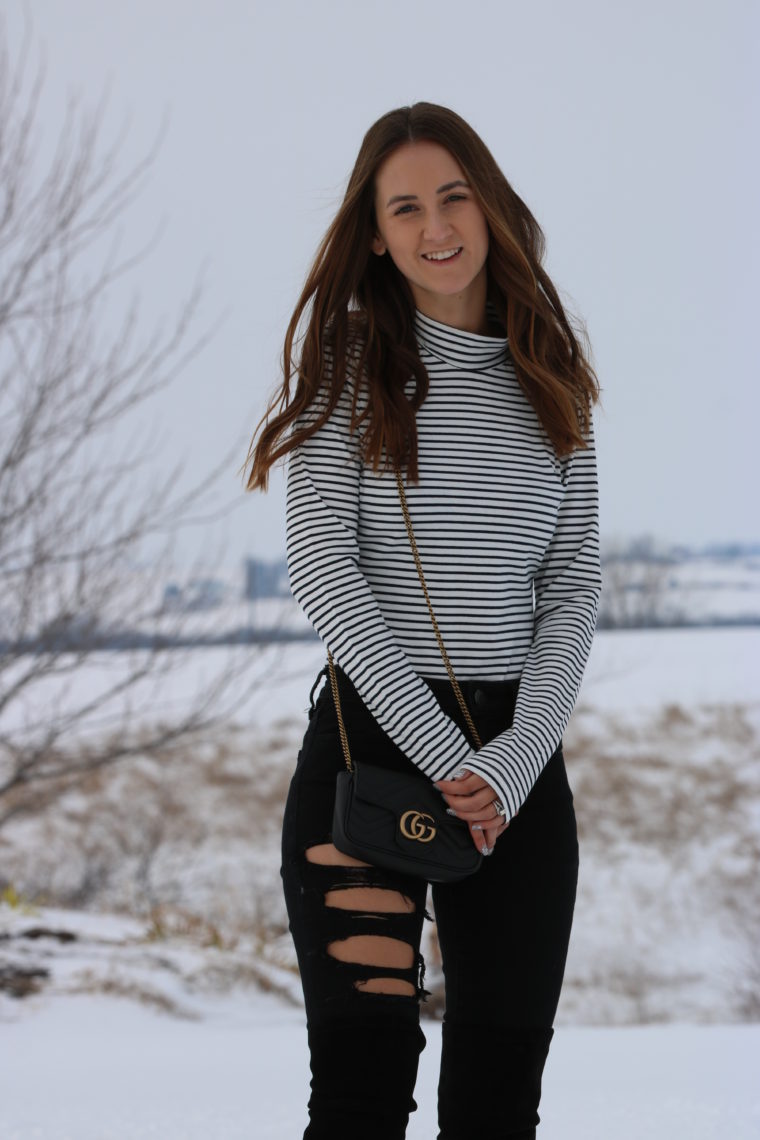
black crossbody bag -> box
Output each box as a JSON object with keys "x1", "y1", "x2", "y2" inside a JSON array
[{"x1": 330, "y1": 470, "x2": 485, "y2": 883}]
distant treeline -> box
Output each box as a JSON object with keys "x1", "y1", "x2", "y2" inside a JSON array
[
  {"x1": 4, "y1": 614, "x2": 760, "y2": 655},
  {"x1": 601, "y1": 539, "x2": 760, "y2": 564}
]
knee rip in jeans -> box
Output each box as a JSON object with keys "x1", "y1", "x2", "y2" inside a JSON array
[{"x1": 304, "y1": 843, "x2": 426, "y2": 999}]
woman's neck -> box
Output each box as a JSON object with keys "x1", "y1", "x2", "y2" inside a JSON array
[{"x1": 411, "y1": 274, "x2": 490, "y2": 336}]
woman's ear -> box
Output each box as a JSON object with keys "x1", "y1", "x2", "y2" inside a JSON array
[{"x1": 371, "y1": 233, "x2": 387, "y2": 256}]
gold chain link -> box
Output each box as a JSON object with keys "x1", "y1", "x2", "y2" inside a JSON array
[
  {"x1": 326, "y1": 468, "x2": 482, "y2": 770},
  {"x1": 327, "y1": 651, "x2": 352, "y2": 772}
]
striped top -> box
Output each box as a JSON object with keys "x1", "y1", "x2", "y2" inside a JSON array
[{"x1": 285, "y1": 308, "x2": 602, "y2": 819}]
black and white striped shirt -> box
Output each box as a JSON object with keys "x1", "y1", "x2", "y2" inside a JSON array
[{"x1": 286, "y1": 309, "x2": 601, "y2": 818}]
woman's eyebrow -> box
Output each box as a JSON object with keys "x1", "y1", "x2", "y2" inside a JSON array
[{"x1": 385, "y1": 179, "x2": 469, "y2": 208}]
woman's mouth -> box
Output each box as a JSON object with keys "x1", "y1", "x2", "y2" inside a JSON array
[{"x1": 421, "y1": 247, "x2": 463, "y2": 263}]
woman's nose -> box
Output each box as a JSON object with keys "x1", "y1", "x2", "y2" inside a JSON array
[{"x1": 422, "y1": 210, "x2": 453, "y2": 242}]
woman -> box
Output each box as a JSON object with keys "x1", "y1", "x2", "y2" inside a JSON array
[{"x1": 245, "y1": 102, "x2": 601, "y2": 1140}]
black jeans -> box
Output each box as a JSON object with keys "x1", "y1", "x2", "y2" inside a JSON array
[{"x1": 281, "y1": 666, "x2": 579, "y2": 1140}]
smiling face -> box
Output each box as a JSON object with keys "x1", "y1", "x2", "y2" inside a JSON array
[{"x1": 371, "y1": 140, "x2": 490, "y2": 332}]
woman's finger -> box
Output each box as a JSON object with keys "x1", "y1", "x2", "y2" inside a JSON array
[
  {"x1": 478, "y1": 821, "x2": 508, "y2": 856},
  {"x1": 436, "y1": 772, "x2": 488, "y2": 794},
  {"x1": 468, "y1": 821, "x2": 487, "y2": 854},
  {"x1": 444, "y1": 787, "x2": 501, "y2": 817},
  {"x1": 471, "y1": 815, "x2": 510, "y2": 855}
]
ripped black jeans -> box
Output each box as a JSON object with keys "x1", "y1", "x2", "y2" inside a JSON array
[{"x1": 280, "y1": 666, "x2": 579, "y2": 1140}]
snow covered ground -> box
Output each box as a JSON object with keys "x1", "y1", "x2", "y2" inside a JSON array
[
  {"x1": 2, "y1": 908, "x2": 759, "y2": 1139},
  {"x1": 3, "y1": 968, "x2": 759, "y2": 1138}
]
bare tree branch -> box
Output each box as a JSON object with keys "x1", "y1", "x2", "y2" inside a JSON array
[{"x1": 0, "y1": 14, "x2": 264, "y2": 827}]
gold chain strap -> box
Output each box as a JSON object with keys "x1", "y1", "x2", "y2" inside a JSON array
[
  {"x1": 393, "y1": 469, "x2": 483, "y2": 750},
  {"x1": 327, "y1": 650, "x2": 352, "y2": 771},
  {"x1": 326, "y1": 467, "x2": 482, "y2": 773}
]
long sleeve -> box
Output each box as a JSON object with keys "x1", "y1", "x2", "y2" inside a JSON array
[
  {"x1": 286, "y1": 384, "x2": 474, "y2": 779},
  {"x1": 460, "y1": 420, "x2": 602, "y2": 817}
]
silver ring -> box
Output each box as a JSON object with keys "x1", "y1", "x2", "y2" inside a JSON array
[{"x1": 493, "y1": 798, "x2": 507, "y2": 817}]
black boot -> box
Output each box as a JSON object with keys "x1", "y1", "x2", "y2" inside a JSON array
[{"x1": 437, "y1": 1022, "x2": 554, "y2": 1139}]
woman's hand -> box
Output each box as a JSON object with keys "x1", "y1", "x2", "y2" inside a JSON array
[{"x1": 435, "y1": 770, "x2": 515, "y2": 856}]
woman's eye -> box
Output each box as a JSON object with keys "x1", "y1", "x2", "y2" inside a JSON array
[{"x1": 392, "y1": 195, "x2": 466, "y2": 217}]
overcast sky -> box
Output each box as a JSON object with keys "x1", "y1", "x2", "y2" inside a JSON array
[{"x1": 4, "y1": 0, "x2": 758, "y2": 571}]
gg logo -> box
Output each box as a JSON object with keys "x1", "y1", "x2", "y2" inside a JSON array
[{"x1": 399, "y1": 810, "x2": 437, "y2": 843}]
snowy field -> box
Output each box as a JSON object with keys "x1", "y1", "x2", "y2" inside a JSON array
[
  {"x1": 3, "y1": 973, "x2": 759, "y2": 1139},
  {"x1": 2, "y1": 626, "x2": 759, "y2": 1136}
]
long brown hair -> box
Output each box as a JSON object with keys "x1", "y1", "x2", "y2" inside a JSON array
[{"x1": 244, "y1": 102, "x2": 599, "y2": 490}]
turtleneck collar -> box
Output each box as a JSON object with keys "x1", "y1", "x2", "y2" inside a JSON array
[{"x1": 414, "y1": 304, "x2": 508, "y2": 370}]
